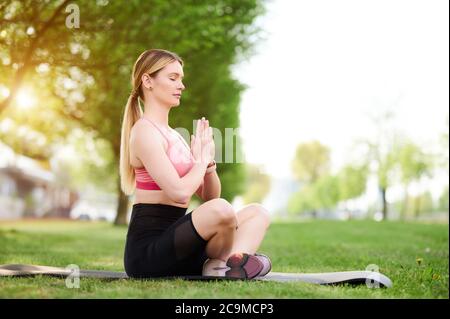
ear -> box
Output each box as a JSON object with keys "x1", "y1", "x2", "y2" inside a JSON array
[{"x1": 141, "y1": 73, "x2": 154, "y2": 90}]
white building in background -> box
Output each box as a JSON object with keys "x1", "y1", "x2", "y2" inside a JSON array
[
  {"x1": 0, "y1": 141, "x2": 79, "y2": 219},
  {"x1": 261, "y1": 176, "x2": 300, "y2": 217},
  {"x1": 69, "y1": 186, "x2": 117, "y2": 222}
]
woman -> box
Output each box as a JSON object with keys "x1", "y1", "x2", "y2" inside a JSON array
[{"x1": 120, "y1": 49, "x2": 272, "y2": 279}]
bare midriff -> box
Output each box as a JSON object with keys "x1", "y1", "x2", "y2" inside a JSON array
[{"x1": 130, "y1": 134, "x2": 191, "y2": 209}]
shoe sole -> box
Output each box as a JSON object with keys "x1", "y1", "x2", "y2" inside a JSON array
[{"x1": 225, "y1": 253, "x2": 263, "y2": 279}]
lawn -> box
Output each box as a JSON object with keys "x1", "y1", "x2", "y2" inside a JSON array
[{"x1": 0, "y1": 218, "x2": 448, "y2": 298}]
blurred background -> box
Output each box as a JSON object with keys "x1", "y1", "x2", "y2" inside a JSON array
[{"x1": 0, "y1": 0, "x2": 448, "y2": 225}]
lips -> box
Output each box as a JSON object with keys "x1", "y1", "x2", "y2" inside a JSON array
[{"x1": 173, "y1": 94, "x2": 181, "y2": 98}]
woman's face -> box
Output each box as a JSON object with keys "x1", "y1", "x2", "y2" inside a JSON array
[{"x1": 145, "y1": 60, "x2": 185, "y2": 107}]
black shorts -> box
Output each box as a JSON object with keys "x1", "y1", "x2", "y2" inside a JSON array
[{"x1": 124, "y1": 203, "x2": 209, "y2": 278}]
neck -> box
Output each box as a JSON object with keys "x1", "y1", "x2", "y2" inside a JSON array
[{"x1": 142, "y1": 98, "x2": 170, "y2": 128}]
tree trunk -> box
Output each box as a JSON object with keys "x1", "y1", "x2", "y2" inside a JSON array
[
  {"x1": 414, "y1": 196, "x2": 421, "y2": 219},
  {"x1": 401, "y1": 185, "x2": 408, "y2": 220},
  {"x1": 381, "y1": 187, "x2": 388, "y2": 220},
  {"x1": 114, "y1": 177, "x2": 129, "y2": 225}
]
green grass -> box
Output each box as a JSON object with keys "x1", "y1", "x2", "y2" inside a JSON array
[{"x1": 0, "y1": 219, "x2": 448, "y2": 298}]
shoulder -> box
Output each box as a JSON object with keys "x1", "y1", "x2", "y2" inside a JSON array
[{"x1": 131, "y1": 119, "x2": 167, "y2": 151}]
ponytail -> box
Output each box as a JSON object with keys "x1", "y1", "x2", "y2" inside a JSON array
[{"x1": 119, "y1": 94, "x2": 142, "y2": 195}]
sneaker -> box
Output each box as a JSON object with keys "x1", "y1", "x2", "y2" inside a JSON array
[
  {"x1": 254, "y1": 253, "x2": 272, "y2": 277},
  {"x1": 225, "y1": 253, "x2": 263, "y2": 279},
  {"x1": 202, "y1": 259, "x2": 230, "y2": 277}
]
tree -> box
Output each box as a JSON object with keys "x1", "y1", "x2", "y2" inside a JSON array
[
  {"x1": 241, "y1": 163, "x2": 271, "y2": 204},
  {"x1": 417, "y1": 191, "x2": 434, "y2": 216},
  {"x1": 438, "y1": 186, "x2": 449, "y2": 212},
  {"x1": 397, "y1": 140, "x2": 434, "y2": 218},
  {"x1": 1, "y1": 0, "x2": 268, "y2": 225},
  {"x1": 336, "y1": 163, "x2": 368, "y2": 214},
  {"x1": 0, "y1": 0, "x2": 73, "y2": 114},
  {"x1": 312, "y1": 174, "x2": 340, "y2": 211},
  {"x1": 288, "y1": 141, "x2": 331, "y2": 218},
  {"x1": 291, "y1": 141, "x2": 331, "y2": 184},
  {"x1": 359, "y1": 109, "x2": 401, "y2": 220}
]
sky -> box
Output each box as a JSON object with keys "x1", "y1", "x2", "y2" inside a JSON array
[{"x1": 234, "y1": 0, "x2": 449, "y2": 179}]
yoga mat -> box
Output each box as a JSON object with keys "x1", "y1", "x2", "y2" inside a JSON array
[{"x1": 0, "y1": 264, "x2": 392, "y2": 287}]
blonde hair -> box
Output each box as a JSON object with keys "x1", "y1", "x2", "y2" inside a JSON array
[{"x1": 119, "y1": 49, "x2": 184, "y2": 195}]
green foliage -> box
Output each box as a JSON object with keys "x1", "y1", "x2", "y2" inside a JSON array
[
  {"x1": 438, "y1": 116, "x2": 449, "y2": 172},
  {"x1": 394, "y1": 191, "x2": 440, "y2": 217},
  {"x1": 417, "y1": 191, "x2": 435, "y2": 215},
  {"x1": 312, "y1": 174, "x2": 340, "y2": 210},
  {"x1": 376, "y1": 146, "x2": 398, "y2": 190},
  {"x1": 291, "y1": 141, "x2": 331, "y2": 184},
  {"x1": 0, "y1": 0, "x2": 268, "y2": 221},
  {"x1": 287, "y1": 185, "x2": 316, "y2": 216},
  {"x1": 438, "y1": 186, "x2": 449, "y2": 212},
  {"x1": 336, "y1": 164, "x2": 368, "y2": 202},
  {"x1": 51, "y1": 129, "x2": 117, "y2": 193},
  {"x1": 288, "y1": 162, "x2": 368, "y2": 216},
  {"x1": 397, "y1": 141, "x2": 434, "y2": 184},
  {"x1": 242, "y1": 163, "x2": 271, "y2": 204}
]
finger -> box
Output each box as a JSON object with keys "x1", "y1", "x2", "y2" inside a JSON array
[
  {"x1": 196, "y1": 119, "x2": 201, "y2": 137},
  {"x1": 202, "y1": 121, "x2": 207, "y2": 140},
  {"x1": 199, "y1": 118, "x2": 206, "y2": 136},
  {"x1": 205, "y1": 127, "x2": 210, "y2": 141}
]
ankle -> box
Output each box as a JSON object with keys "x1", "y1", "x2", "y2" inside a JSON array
[{"x1": 202, "y1": 258, "x2": 229, "y2": 277}]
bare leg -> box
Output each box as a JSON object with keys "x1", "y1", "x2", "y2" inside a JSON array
[
  {"x1": 190, "y1": 199, "x2": 271, "y2": 275},
  {"x1": 191, "y1": 198, "x2": 238, "y2": 263},
  {"x1": 204, "y1": 203, "x2": 270, "y2": 261},
  {"x1": 204, "y1": 221, "x2": 237, "y2": 262},
  {"x1": 229, "y1": 203, "x2": 271, "y2": 256},
  {"x1": 202, "y1": 204, "x2": 271, "y2": 275}
]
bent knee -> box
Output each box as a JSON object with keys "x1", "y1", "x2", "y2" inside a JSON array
[
  {"x1": 249, "y1": 203, "x2": 271, "y2": 228},
  {"x1": 209, "y1": 198, "x2": 236, "y2": 226}
]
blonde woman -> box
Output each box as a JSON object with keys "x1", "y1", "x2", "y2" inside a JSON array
[{"x1": 120, "y1": 49, "x2": 272, "y2": 279}]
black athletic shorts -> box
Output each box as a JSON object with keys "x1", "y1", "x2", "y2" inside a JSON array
[{"x1": 124, "y1": 203, "x2": 209, "y2": 278}]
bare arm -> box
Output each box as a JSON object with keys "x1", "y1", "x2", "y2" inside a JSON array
[{"x1": 133, "y1": 123, "x2": 208, "y2": 204}]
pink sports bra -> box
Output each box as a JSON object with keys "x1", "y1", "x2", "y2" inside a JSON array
[{"x1": 134, "y1": 117, "x2": 194, "y2": 190}]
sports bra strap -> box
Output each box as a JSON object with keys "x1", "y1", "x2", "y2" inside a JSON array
[{"x1": 141, "y1": 117, "x2": 171, "y2": 144}]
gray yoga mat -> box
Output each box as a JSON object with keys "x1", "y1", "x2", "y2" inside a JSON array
[{"x1": 0, "y1": 264, "x2": 392, "y2": 287}]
